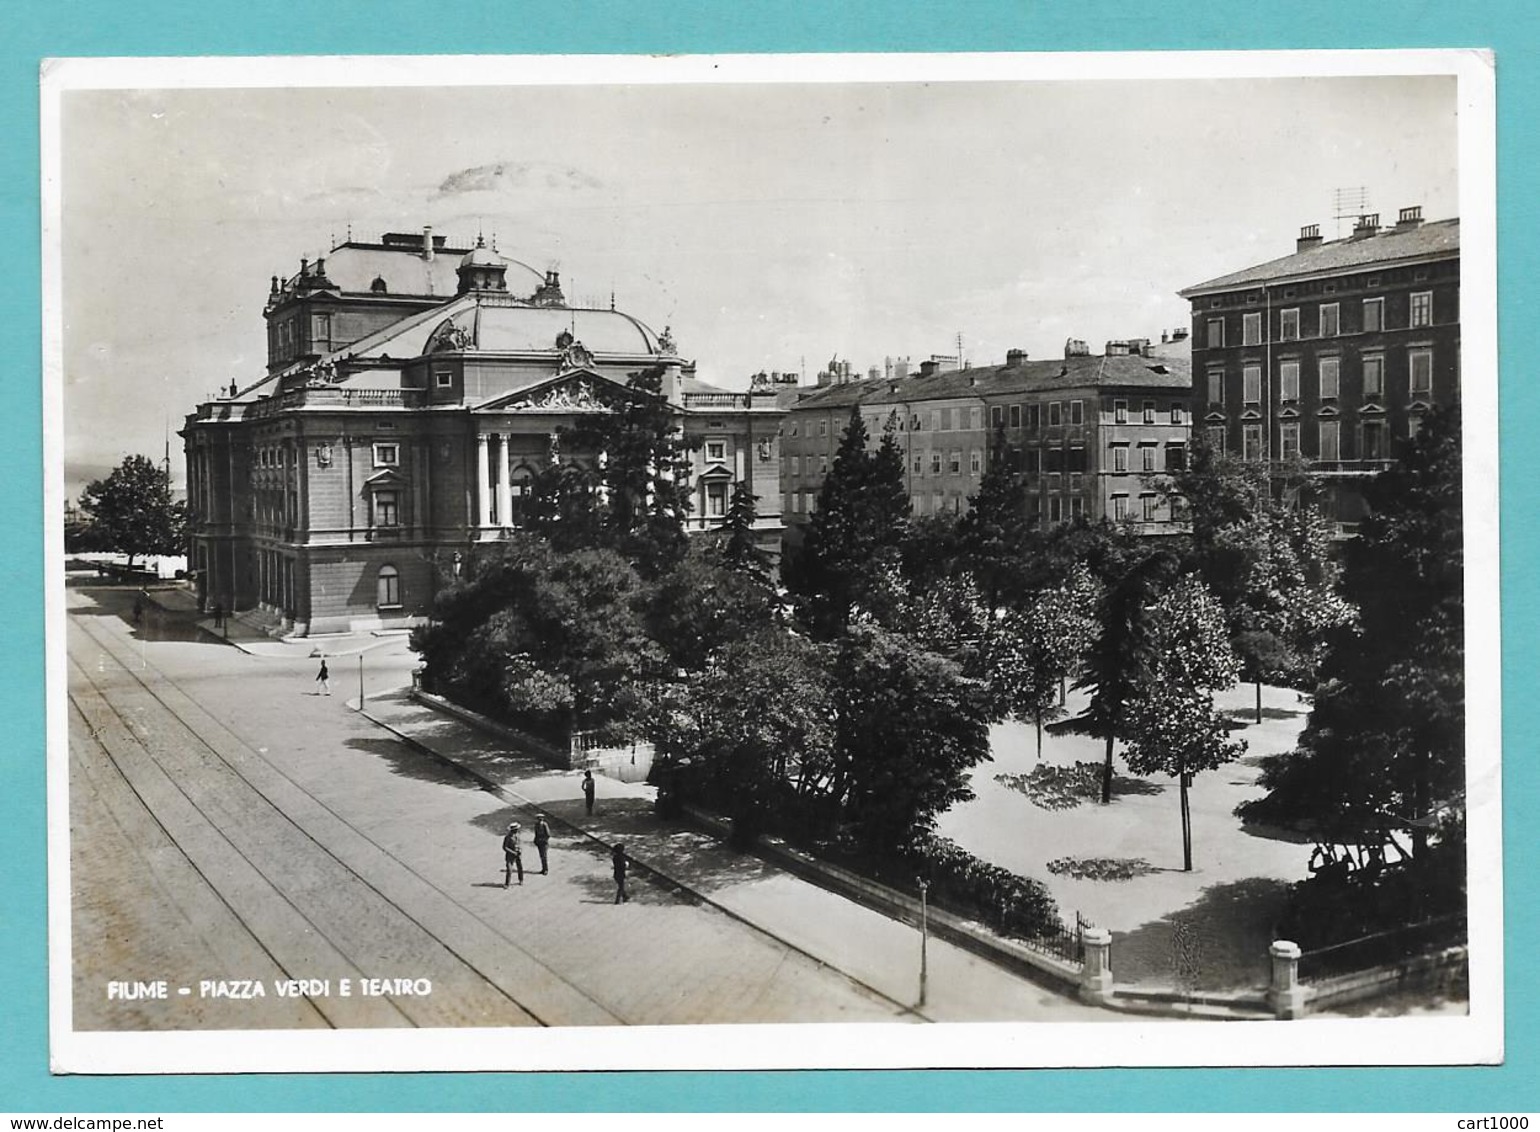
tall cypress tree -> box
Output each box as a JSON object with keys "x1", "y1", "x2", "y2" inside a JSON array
[{"x1": 957, "y1": 426, "x2": 1034, "y2": 610}]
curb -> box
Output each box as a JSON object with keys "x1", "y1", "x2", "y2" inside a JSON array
[{"x1": 357, "y1": 704, "x2": 932, "y2": 1022}]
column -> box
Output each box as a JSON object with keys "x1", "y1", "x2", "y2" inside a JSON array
[
  {"x1": 1079, "y1": 927, "x2": 1115, "y2": 1005},
  {"x1": 496, "y1": 432, "x2": 513, "y2": 531},
  {"x1": 475, "y1": 432, "x2": 490, "y2": 535},
  {"x1": 1268, "y1": 940, "x2": 1309, "y2": 1020}
]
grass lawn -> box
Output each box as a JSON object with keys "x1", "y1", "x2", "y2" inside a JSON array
[{"x1": 936, "y1": 682, "x2": 1314, "y2": 992}]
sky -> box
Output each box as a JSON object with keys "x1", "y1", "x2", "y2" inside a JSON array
[{"x1": 53, "y1": 60, "x2": 1459, "y2": 497}]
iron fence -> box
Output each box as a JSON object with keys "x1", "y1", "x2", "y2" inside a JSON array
[
  {"x1": 1022, "y1": 910, "x2": 1090, "y2": 968},
  {"x1": 1297, "y1": 913, "x2": 1466, "y2": 982}
]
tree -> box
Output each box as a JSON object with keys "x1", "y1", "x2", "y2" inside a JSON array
[
  {"x1": 830, "y1": 626, "x2": 993, "y2": 852},
  {"x1": 984, "y1": 564, "x2": 1100, "y2": 755},
  {"x1": 1122, "y1": 574, "x2": 1246, "y2": 870},
  {"x1": 714, "y1": 479, "x2": 774, "y2": 584},
  {"x1": 1243, "y1": 407, "x2": 1464, "y2": 863},
  {"x1": 793, "y1": 407, "x2": 910, "y2": 638},
  {"x1": 526, "y1": 366, "x2": 696, "y2": 576},
  {"x1": 78, "y1": 455, "x2": 186, "y2": 568},
  {"x1": 1068, "y1": 548, "x2": 1179, "y2": 803},
  {"x1": 645, "y1": 543, "x2": 778, "y2": 673},
  {"x1": 412, "y1": 534, "x2": 663, "y2": 741},
  {"x1": 956, "y1": 426, "x2": 1035, "y2": 609},
  {"x1": 662, "y1": 628, "x2": 837, "y2": 844},
  {"x1": 1160, "y1": 435, "x2": 1353, "y2": 701}
]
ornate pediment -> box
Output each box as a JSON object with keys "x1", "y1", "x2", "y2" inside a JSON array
[
  {"x1": 483, "y1": 373, "x2": 630, "y2": 414},
  {"x1": 427, "y1": 318, "x2": 474, "y2": 354}
]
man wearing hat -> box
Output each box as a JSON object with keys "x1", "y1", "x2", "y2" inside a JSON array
[{"x1": 502, "y1": 822, "x2": 524, "y2": 887}]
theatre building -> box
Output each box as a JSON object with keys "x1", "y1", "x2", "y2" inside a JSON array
[{"x1": 182, "y1": 228, "x2": 786, "y2": 636}]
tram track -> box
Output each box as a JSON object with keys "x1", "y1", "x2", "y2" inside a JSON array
[{"x1": 68, "y1": 611, "x2": 625, "y2": 1029}]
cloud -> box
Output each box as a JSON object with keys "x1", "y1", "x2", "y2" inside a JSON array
[{"x1": 435, "y1": 161, "x2": 603, "y2": 198}]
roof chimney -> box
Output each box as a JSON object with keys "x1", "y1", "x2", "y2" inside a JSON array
[
  {"x1": 1396, "y1": 205, "x2": 1424, "y2": 231},
  {"x1": 1351, "y1": 214, "x2": 1380, "y2": 239},
  {"x1": 919, "y1": 359, "x2": 941, "y2": 377},
  {"x1": 1064, "y1": 338, "x2": 1089, "y2": 358},
  {"x1": 1006, "y1": 348, "x2": 1027, "y2": 367},
  {"x1": 422, "y1": 226, "x2": 435, "y2": 261},
  {"x1": 1297, "y1": 223, "x2": 1322, "y2": 252}
]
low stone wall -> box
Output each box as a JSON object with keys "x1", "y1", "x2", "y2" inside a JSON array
[
  {"x1": 1305, "y1": 945, "x2": 1468, "y2": 1012},
  {"x1": 409, "y1": 689, "x2": 570, "y2": 768}
]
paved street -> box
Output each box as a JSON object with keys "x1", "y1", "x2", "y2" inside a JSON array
[{"x1": 66, "y1": 579, "x2": 1106, "y2": 1030}]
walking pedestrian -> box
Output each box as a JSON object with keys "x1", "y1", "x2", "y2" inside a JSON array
[
  {"x1": 611, "y1": 842, "x2": 629, "y2": 904},
  {"x1": 502, "y1": 822, "x2": 524, "y2": 887},
  {"x1": 582, "y1": 770, "x2": 596, "y2": 816},
  {"x1": 315, "y1": 658, "x2": 331, "y2": 696},
  {"x1": 533, "y1": 816, "x2": 551, "y2": 875}
]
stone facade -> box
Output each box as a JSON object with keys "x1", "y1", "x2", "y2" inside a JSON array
[{"x1": 183, "y1": 229, "x2": 786, "y2": 636}]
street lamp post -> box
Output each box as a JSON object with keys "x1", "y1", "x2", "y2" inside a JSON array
[
  {"x1": 917, "y1": 878, "x2": 930, "y2": 1009},
  {"x1": 358, "y1": 655, "x2": 365, "y2": 712}
]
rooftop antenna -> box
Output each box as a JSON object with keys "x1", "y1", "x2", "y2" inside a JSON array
[
  {"x1": 1332, "y1": 186, "x2": 1370, "y2": 239},
  {"x1": 162, "y1": 416, "x2": 171, "y2": 479},
  {"x1": 956, "y1": 331, "x2": 965, "y2": 369}
]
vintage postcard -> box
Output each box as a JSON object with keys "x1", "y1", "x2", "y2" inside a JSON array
[{"x1": 43, "y1": 49, "x2": 1500, "y2": 1073}]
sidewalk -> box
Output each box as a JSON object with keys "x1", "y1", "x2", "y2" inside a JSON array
[{"x1": 358, "y1": 687, "x2": 1115, "y2": 1024}]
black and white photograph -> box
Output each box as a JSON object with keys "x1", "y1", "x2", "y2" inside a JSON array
[{"x1": 43, "y1": 50, "x2": 1500, "y2": 1073}]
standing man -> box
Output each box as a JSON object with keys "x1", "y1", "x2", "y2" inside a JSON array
[
  {"x1": 315, "y1": 658, "x2": 331, "y2": 696},
  {"x1": 582, "y1": 770, "x2": 596, "y2": 816},
  {"x1": 533, "y1": 816, "x2": 551, "y2": 875},
  {"x1": 502, "y1": 822, "x2": 524, "y2": 887},
  {"x1": 611, "y1": 843, "x2": 629, "y2": 904}
]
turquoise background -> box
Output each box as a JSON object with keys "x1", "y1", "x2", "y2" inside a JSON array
[{"x1": 4, "y1": 0, "x2": 1533, "y2": 1114}]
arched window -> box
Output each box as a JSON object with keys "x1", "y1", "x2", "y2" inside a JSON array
[{"x1": 377, "y1": 564, "x2": 400, "y2": 608}]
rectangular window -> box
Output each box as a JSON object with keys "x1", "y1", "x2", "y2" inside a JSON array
[
  {"x1": 1070, "y1": 497, "x2": 1085, "y2": 519},
  {"x1": 1142, "y1": 494, "x2": 1157, "y2": 522},
  {"x1": 1410, "y1": 291, "x2": 1433, "y2": 328},
  {"x1": 705, "y1": 482, "x2": 728, "y2": 518},
  {"x1": 1009, "y1": 404, "x2": 1022, "y2": 429},
  {"x1": 1070, "y1": 400, "x2": 1084, "y2": 425},
  {"x1": 1363, "y1": 354, "x2": 1386, "y2": 397},
  {"x1": 788, "y1": 423, "x2": 799, "y2": 438},
  {"x1": 932, "y1": 492, "x2": 945, "y2": 514},
  {"x1": 1318, "y1": 420, "x2": 1341, "y2": 462},
  {"x1": 931, "y1": 451, "x2": 943, "y2": 475},
  {"x1": 1067, "y1": 445, "x2": 1087, "y2": 473},
  {"x1": 969, "y1": 449, "x2": 982, "y2": 474},
  {"x1": 1279, "y1": 361, "x2": 1300, "y2": 401},
  {"x1": 1242, "y1": 312, "x2": 1262, "y2": 346},
  {"x1": 1362, "y1": 420, "x2": 1386, "y2": 461},
  {"x1": 1024, "y1": 448, "x2": 1041, "y2": 474},
  {"x1": 1048, "y1": 402, "x2": 1062, "y2": 427},
  {"x1": 1243, "y1": 365, "x2": 1262, "y2": 404},
  {"x1": 910, "y1": 414, "x2": 923, "y2": 431},
  {"x1": 1280, "y1": 422, "x2": 1301, "y2": 461},
  {"x1": 1027, "y1": 404, "x2": 1041, "y2": 432},
  {"x1": 1043, "y1": 447, "x2": 1064, "y2": 474},
  {"x1": 1319, "y1": 358, "x2": 1341, "y2": 400},
  {"x1": 949, "y1": 450, "x2": 962, "y2": 474},
  {"x1": 791, "y1": 455, "x2": 802, "y2": 477},
  {"x1": 374, "y1": 491, "x2": 398, "y2": 527},
  {"x1": 969, "y1": 407, "x2": 982, "y2": 431},
  {"x1": 1207, "y1": 318, "x2": 1225, "y2": 348},
  {"x1": 1167, "y1": 442, "x2": 1187, "y2": 471},
  {"x1": 1364, "y1": 298, "x2": 1384, "y2": 333},
  {"x1": 705, "y1": 440, "x2": 727, "y2": 463},
  {"x1": 1171, "y1": 403, "x2": 1184, "y2": 425},
  {"x1": 1243, "y1": 424, "x2": 1263, "y2": 462},
  {"x1": 1112, "y1": 495, "x2": 1129, "y2": 521},
  {"x1": 435, "y1": 370, "x2": 453, "y2": 388},
  {"x1": 1320, "y1": 303, "x2": 1340, "y2": 338},
  {"x1": 941, "y1": 408, "x2": 954, "y2": 431},
  {"x1": 1069, "y1": 471, "x2": 1084, "y2": 492},
  {"x1": 1114, "y1": 400, "x2": 1128, "y2": 424},
  {"x1": 912, "y1": 454, "x2": 923, "y2": 474},
  {"x1": 931, "y1": 410, "x2": 943, "y2": 432},
  {"x1": 819, "y1": 455, "x2": 829, "y2": 474},
  {"x1": 990, "y1": 405, "x2": 1005, "y2": 429},
  {"x1": 1207, "y1": 369, "x2": 1225, "y2": 404},
  {"x1": 1142, "y1": 401, "x2": 1155, "y2": 424},
  {"x1": 373, "y1": 443, "x2": 399, "y2": 467},
  {"x1": 1410, "y1": 349, "x2": 1433, "y2": 396},
  {"x1": 1280, "y1": 308, "x2": 1300, "y2": 341},
  {"x1": 818, "y1": 419, "x2": 828, "y2": 437},
  {"x1": 1049, "y1": 497, "x2": 1063, "y2": 523},
  {"x1": 1112, "y1": 445, "x2": 1129, "y2": 473},
  {"x1": 1140, "y1": 445, "x2": 1156, "y2": 472}
]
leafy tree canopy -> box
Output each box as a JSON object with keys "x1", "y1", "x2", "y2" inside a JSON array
[{"x1": 78, "y1": 455, "x2": 186, "y2": 567}]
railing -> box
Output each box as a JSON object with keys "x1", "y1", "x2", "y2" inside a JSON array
[
  {"x1": 1297, "y1": 913, "x2": 1467, "y2": 982},
  {"x1": 1020, "y1": 910, "x2": 1089, "y2": 968},
  {"x1": 242, "y1": 387, "x2": 426, "y2": 418}
]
